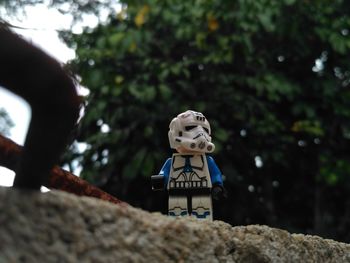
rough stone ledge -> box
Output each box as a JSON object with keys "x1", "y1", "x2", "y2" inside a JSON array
[{"x1": 0, "y1": 187, "x2": 349, "y2": 263}]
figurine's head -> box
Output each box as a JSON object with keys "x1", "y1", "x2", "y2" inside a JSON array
[{"x1": 168, "y1": 110, "x2": 215, "y2": 153}]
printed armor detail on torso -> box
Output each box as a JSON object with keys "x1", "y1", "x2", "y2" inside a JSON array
[{"x1": 167, "y1": 153, "x2": 212, "y2": 190}]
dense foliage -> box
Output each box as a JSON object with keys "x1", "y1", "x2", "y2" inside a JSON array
[{"x1": 7, "y1": 0, "x2": 350, "y2": 241}]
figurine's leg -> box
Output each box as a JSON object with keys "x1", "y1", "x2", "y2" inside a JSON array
[
  {"x1": 168, "y1": 195, "x2": 188, "y2": 217},
  {"x1": 191, "y1": 195, "x2": 212, "y2": 220}
]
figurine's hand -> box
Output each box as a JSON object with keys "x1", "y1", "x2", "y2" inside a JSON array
[
  {"x1": 211, "y1": 184, "x2": 228, "y2": 200},
  {"x1": 151, "y1": 175, "x2": 165, "y2": 191}
]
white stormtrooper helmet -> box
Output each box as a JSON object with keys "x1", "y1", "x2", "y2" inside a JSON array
[{"x1": 168, "y1": 110, "x2": 215, "y2": 153}]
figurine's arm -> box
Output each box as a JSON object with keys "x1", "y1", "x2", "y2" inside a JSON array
[
  {"x1": 151, "y1": 158, "x2": 171, "y2": 191},
  {"x1": 206, "y1": 155, "x2": 227, "y2": 200},
  {"x1": 207, "y1": 156, "x2": 223, "y2": 186}
]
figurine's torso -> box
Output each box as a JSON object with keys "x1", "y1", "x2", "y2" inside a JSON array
[{"x1": 167, "y1": 153, "x2": 212, "y2": 193}]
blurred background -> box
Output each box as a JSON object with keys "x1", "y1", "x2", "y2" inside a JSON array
[{"x1": 1, "y1": 0, "x2": 350, "y2": 243}]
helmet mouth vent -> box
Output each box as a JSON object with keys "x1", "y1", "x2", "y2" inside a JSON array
[{"x1": 198, "y1": 141, "x2": 206, "y2": 149}]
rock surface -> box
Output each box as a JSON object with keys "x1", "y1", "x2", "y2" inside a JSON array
[{"x1": 0, "y1": 187, "x2": 349, "y2": 263}]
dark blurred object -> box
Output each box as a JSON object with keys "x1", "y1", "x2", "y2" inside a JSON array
[
  {"x1": 0, "y1": 25, "x2": 80, "y2": 190},
  {"x1": 0, "y1": 134, "x2": 125, "y2": 206}
]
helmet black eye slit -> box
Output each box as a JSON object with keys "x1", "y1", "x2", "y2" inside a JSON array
[
  {"x1": 203, "y1": 127, "x2": 209, "y2": 133},
  {"x1": 185, "y1": 125, "x2": 197, "y2": 131}
]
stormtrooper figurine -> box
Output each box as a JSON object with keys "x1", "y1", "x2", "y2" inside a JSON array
[{"x1": 152, "y1": 110, "x2": 225, "y2": 220}]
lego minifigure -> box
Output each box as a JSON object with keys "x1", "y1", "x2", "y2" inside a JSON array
[{"x1": 152, "y1": 110, "x2": 225, "y2": 220}]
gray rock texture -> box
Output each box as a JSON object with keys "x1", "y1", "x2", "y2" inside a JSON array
[{"x1": 0, "y1": 187, "x2": 349, "y2": 263}]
